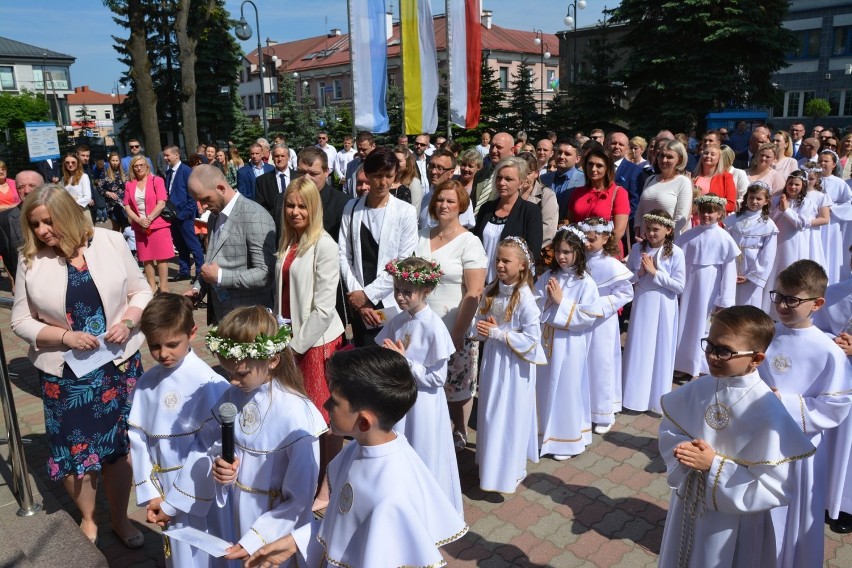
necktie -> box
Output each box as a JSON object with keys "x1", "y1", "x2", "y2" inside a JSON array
[
  {"x1": 554, "y1": 172, "x2": 568, "y2": 185},
  {"x1": 165, "y1": 168, "x2": 173, "y2": 194},
  {"x1": 279, "y1": 172, "x2": 286, "y2": 192}
]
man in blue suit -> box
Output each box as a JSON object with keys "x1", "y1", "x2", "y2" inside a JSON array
[
  {"x1": 236, "y1": 143, "x2": 274, "y2": 200},
  {"x1": 163, "y1": 145, "x2": 204, "y2": 281},
  {"x1": 608, "y1": 132, "x2": 645, "y2": 247}
]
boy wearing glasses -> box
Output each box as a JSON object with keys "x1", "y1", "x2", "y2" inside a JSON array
[
  {"x1": 658, "y1": 305, "x2": 814, "y2": 568},
  {"x1": 759, "y1": 260, "x2": 852, "y2": 566}
]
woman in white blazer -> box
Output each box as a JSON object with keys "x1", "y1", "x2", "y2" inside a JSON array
[
  {"x1": 12, "y1": 185, "x2": 152, "y2": 547},
  {"x1": 274, "y1": 176, "x2": 344, "y2": 510},
  {"x1": 338, "y1": 148, "x2": 418, "y2": 346}
]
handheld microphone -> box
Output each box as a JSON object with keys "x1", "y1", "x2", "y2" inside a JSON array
[{"x1": 218, "y1": 402, "x2": 238, "y2": 464}]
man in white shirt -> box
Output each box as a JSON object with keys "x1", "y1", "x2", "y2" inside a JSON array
[
  {"x1": 790, "y1": 122, "x2": 806, "y2": 160},
  {"x1": 418, "y1": 149, "x2": 473, "y2": 229},
  {"x1": 413, "y1": 134, "x2": 431, "y2": 184},
  {"x1": 254, "y1": 144, "x2": 295, "y2": 217},
  {"x1": 535, "y1": 138, "x2": 554, "y2": 175},
  {"x1": 333, "y1": 135, "x2": 356, "y2": 186},
  {"x1": 344, "y1": 131, "x2": 377, "y2": 196},
  {"x1": 236, "y1": 143, "x2": 274, "y2": 200},
  {"x1": 476, "y1": 131, "x2": 491, "y2": 160},
  {"x1": 316, "y1": 131, "x2": 337, "y2": 168}
]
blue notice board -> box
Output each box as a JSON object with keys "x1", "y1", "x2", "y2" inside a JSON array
[{"x1": 25, "y1": 122, "x2": 61, "y2": 162}]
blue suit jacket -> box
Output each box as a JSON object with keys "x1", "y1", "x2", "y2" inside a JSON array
[
  {"x1": 237, "y1": 163, "x2": 274, "y2": 200},
  {"x1": 167, "y1": 162, "x2": 196, "y2": 221},
  {"x1": 614, "y1": 159, "x2": 644, "y2": 218}
]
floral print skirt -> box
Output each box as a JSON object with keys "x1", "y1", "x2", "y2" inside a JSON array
[{"x1": 444, "y1": 338, "x2": 479, "y2": 402}]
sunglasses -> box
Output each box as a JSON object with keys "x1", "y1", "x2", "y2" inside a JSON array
[{"x1": 129, "y1": 145, "x2": 140, "y2": 149}]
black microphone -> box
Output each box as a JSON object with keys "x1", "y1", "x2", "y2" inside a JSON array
[{"x1": 218, "y1": 402, "x2": 238, "y2": 464}]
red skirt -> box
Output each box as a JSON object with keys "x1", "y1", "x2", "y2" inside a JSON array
[{"x1": 296, "y1": 335, "x2": 343, "y2": 423}]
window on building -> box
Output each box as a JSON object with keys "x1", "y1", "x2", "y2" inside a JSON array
[
  {"x1": 787, "y1": 29, "x2": 821, "y2": 59},
  {"x1": 105, "y1": 110, "x2": 111, "y2": 120},
  {"x1": 388, "y1": 72, "x2": 396, "y2": 87},
  {"x1": 546, "y1": 70, "x2": 556, "y2": 91},
  {"x1": 255, "y1": 94, "x2": 261, "y2": 109},
  {"x1": 499, "y1": 67, "x2": 508, "y2": 90},
  {"x1": 319, "y1": 81, "x2": 327, "y2": 106},
  {"x1": 785, "y1": 92, "x2": 800, "y2": 117},
  {"x1": 833, "y1": 26, "x2": 852, "y2": 56},
  {"x1": 304, "y1": 81, "x2": 311, "y2": 96},
  {"x1": 248, "y1": 96, "x2": 254, "y2": 110},
  {"x1": 0, "y1": 66, "x2": 16, "y2": 90},
  {"x1": 844, "y1": 91, "x2": 852, "y2": 117},
  {"x1": 829, "y1": 90, "x2": 842, "y2": 116},
  {"x1": 334, "y1": 79, "x2": 343, "y2": 100}
]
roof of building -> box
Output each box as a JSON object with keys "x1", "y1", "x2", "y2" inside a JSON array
[
  {"x1": 246, "y1": 15, "x2": 559, "y2": 74},
  {"x1": 66, "y1": 86, "x2": 126, "y2": 105},
  {"x1": 0, "y1": 36, "x2": 75, "y2": 61}
]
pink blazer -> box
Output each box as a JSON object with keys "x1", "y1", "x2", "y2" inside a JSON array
[
  {"x1": 11, "y1": 228, "x2": 153, "y2": 375},
  {"x1": 123, "y1": 175, "x2": 170, "y2": 230}
]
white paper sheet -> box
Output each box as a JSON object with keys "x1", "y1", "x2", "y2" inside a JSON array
[
  {"x1": 163, "y1": 526, "x2": 231, "y2": 557},
  {"x1": 61, "y1": 333, "x2": 124, "y2": 377}
]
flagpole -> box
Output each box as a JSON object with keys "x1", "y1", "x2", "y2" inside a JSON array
[
  {"x1": 347, "y1": 0, "x2": 356, "y2": 136},
  {"x1": 445, "y1": 0, "x2": 452, "y2": 140},
  {"x1": 397, "y1": 4, "x2": 406, "y2": 138}
]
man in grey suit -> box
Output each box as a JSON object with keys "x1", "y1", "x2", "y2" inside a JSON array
[{"x1": 185, "y1": 165, "x2": 276, "y2": 323}]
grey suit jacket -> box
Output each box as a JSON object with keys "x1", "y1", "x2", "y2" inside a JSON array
[{"x1": 195, "y1": 194, "x2": 276, "y2": 323}]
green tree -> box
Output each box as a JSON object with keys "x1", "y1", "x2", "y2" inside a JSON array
[
  {"x1": 804, "y1": 98, "x2": 831, "y2": 125},
  {"x1": 478, "y1": 57, "x2": 506, "y2": 131},
  {"x1": 502, "y1": 59, "x2": 539, "y2": 134},
  {"x1": 610, "y1": 0, "x2": 793, "y2": 133},
  {"x1": 544, "y1": 91, "x2": 574, "y2": 136},
  {"x1": 270, "y1": 72, "x2": 315, "y2": 149},
  {"x1": 0, "y1": 91, "x2": 52, "y2": 171},
  {"x1": 229, "y1": 103, "x2": 264, "y2": 155}
]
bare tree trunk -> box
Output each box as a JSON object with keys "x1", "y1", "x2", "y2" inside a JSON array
[
  {"x1": 127, "y1": 0, "x2": 161, "y2": 157},
  {"x1": 175, "y1": 0, "x2": 216, "y2": 153}
]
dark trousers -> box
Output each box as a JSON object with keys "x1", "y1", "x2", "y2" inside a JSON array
[{"x1": 171, "y1": 217, "x2": 204, "y2": 275}]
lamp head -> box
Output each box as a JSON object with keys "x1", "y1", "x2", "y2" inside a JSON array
[
  {"x1": 578, "y1": 0, "x2": 587, "y2": 9},
  {"x1": 564, "y1": 15, "x2": 574, "y2": 27},
  {"x1": 534, "y1": 36, "x2": 542, "y2": 46},
  {"x1": 544, "y1": 51, "x2": 551, "y2": 59},
  {"x1": 235, "y1": 17, "x2": 252, "y2": 41}
]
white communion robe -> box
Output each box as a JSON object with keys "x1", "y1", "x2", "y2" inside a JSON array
[
  {"x1": 723, "y1": 210, "x2": 778, "y2": 308},
  {"x1": 472, "y1": 282, "x2": 546, "y2": 493},
  {"x1": 757, "y1": 324, "x2": 852, "y2": 568},
  {"x1": 376, "y1": 306, "x2": 463, "y2": 515},
  {"x1": 814, "y1": 278, "x2": 852, "y2": 521},
  {"x1": 769, "y1": 194, "x2": 820, "y2": 295},
  {"x1": 165, "y1": 380, "x2": 326, "y2": 560},
  {"x1": 621, "y1": 243, "x2": 686, "y2": 413},
  {"x1": 658, "y1": 372, "x2": 815, "y2": 568},
  {"x1": 128, "y1": 350, "x2": 230, "y2": 568},
  {"x1": 533, "y1": 267, "x2": 601, "y2": 457},
  {"x1": 585, "y1": 250, "x2": 633, "y2": 425},
  {"x1": 674, "y1": 224, "x2": 739, "y2": 377},
  {"x1": 819, "y1": 176, "x2": 852, "y2": 283},
  {"x1": 292, "y1": 433, "x2": 468, "y2": 568}
]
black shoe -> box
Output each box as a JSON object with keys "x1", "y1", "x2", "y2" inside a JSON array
[
  {"x1": 170, "y1": 273, "x2": 192, "y2": 282},
  {"x1": 830, "y1": 511, "x2": 852, "y2": 534}
]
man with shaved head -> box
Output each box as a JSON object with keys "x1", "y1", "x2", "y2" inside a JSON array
[
  {"x1": 470, "y1": 131, "x2": 515, "y2": 214},
  {"x1": 0, "y1": 170, "x2": 43, "y2": 280},
  {"x1": 185, "y1": 164, "x2": 276, "y2": 323}
]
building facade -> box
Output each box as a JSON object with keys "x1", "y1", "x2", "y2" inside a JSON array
[{"x1": 66, "y1": 86, "x2": 126, "y2": 148}]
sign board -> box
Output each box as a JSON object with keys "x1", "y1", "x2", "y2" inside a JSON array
[{"x1": 25, "y1": 122, "x2": 61, "y2": 162}]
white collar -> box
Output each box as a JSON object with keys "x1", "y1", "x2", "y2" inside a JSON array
[{"x1": 221, "y1": 192, "x2": 239, "y2": 218}]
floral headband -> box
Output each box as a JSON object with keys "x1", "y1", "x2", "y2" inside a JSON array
[
  {"x1": 206, "y1": 324, "x2": 292, "y2": 361},
  {"x1": 748, "y1": 181, "x2": 771, "y2": 193},
  {"x1": 502, "y1": 236, "x2": 534, "y2": 268},
  {"x1": 556, "y1": 224, "x2": 588, "y2": 244},
  {"x1": 819, "y1": 149, "x2": 839, "y2": 163},
  {"x1": 578, "y1": 217, "x2": 614, "y2": 233},
  {"x1": 384, "y1": 257, "x2": 444, "y2": 286},
  {"x1": 788, "y1": 170, "x2": 809, "y2": 182},
  {"x1": 642, "y1": 213, "x2": 675, "y2": 228},
  {"x1": 693, "y1": 194, "x2": 727, "y2": 207}
]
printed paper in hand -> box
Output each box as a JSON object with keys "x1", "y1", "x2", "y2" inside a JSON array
[
  {"x1": 163, "y1": 526, "x2": 231, "y2": 557},
  {"x1": 62, "y1": 333, "x2": 123, "y2": 377}
]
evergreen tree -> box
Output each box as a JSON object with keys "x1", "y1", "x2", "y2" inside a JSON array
[
  {"x1": 229, "y1": 104, "x2": 264, "y2": 154},
  {"x1": 478, "y1": 58, "x2": 506, "y2": 131},
  {"x1": 544, "y1": 91, "x2": 574, "y2": 137},
  {"x1": 502, "y1": 59, "x2": 539, "y2": 134},
  {"x1": 610, "y1": 0, "x2": 793, "y2": 133}
]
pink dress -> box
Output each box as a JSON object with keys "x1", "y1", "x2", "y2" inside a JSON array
[{"x1": 123, "y1": 176, "x2": 174, "y2": 262}]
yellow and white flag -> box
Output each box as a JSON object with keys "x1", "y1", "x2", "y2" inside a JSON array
[{"x1": 400, "y1": 0, "x2": 439, "y2": 134}]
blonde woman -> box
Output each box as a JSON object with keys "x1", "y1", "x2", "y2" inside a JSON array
[
  {"x1": 840, "y1": 133, "x2": 852, "y2": 180},
  {"x1": 11, "y1": 185, "x2": 151, "y2": 546},
  {"x1": 772, "y1": 130, "x2": 799, "y2": 179},
  {"x1": 629, "y1": 136, "x2": 647, "y2": 166},
  {"x1": 61, "y1": 152, "x2": 91, "y2": 209},
  {"x1": 273, "y1": 176, "x2": 344, "y2": 509},
  {"x1": 226, "y1": 146, "x2": 244, "y2": 186}
]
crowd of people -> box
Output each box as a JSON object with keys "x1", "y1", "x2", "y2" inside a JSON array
[{"x1": 4, "y1": 120, "x2": 852, "y2": 567}]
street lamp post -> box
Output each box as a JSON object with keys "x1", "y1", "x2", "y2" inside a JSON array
[
  {"x1": 533, "y1": 30, "x2": 552, "y2": 117},
  {"x1": 235, "y1": 0, "x2": 267, "y2": 138},
  {"x1": 564, "y1": 0, "x2": 587, "y2": 85}
]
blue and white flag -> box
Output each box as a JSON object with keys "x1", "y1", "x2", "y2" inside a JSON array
[{"x1": 350, "y1": 0, "x2": 389, "y2": 133}]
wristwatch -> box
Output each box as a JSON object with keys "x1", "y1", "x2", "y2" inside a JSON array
[{"x1": 122, "y1": 319, "x2": 135, "y2": 330}]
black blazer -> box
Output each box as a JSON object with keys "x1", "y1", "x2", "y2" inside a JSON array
[
  {"x1": 255, "y1": 168, "x2": 296, "y2": 217},
  {"x1": 473, "y1": 197, "x2": 543, "y2": 262},
  {"x1": 273, "y1": 181, "x2": 350, "y2": 242},
  {"x1": 36, "y1": 159, "x2": 62, "y2": 183}
]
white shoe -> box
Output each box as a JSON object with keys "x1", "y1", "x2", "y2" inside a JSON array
[
  {"x1": 594, "y1": 424, "x2": 613, "y2": 435},
  {"x1": 552, "y1": 454, "x2": 572, "y2": 461}
]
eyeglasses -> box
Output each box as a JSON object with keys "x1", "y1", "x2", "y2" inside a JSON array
[
  {"x1": 129, "y1": 145, "x2": 140, "y2": 149},
  {"x1": 825, "y1": 143, "x2": 837, "y2": 149},
  {"x1": 700, "y1": 339, "x2": 756, "y2": 361},
  {"x1": 132, "y1": 164, "x2": 148, "y2": 169},
  {"x1": 769, "y1": 290, "x2": 819, "y2": 308},
  {"x1": 427, "y1": 163, "x2": 450, "y2": 173},
  {"x1": 63, "y1": 161, "x2": 76, "y2": 166},
  {"x1": 317, "y1": 136, "x2": 327, "y2": 140},
  {"x1": 719, "y1": 130, "x2": 729, "y2": 135}
]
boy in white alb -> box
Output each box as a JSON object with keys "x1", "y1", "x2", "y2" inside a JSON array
[
  {"x1": 758, "y1": 260, "x2": 852, "y2": 566},
  {"x1": 658, "y1": 306, "x2": 815, "y2": 568},
  {"x1": 244, "y1": 347, "x2": 468, "y2": 568},
  {"x1": 129, "y1": 294, "x2": 229, "y2": 567}
]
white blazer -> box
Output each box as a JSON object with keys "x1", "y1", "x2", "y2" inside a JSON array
[
  {"x1": 274, "y1": 232, "x2": 344, "y2": 354},
  {"x1": 339, "y1": 195, "x2": 418, "y2": 308}
]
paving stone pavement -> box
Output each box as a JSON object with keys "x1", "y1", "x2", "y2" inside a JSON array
[{"x1": 1, "y1": 269, "x2": 850, "y2": 567}]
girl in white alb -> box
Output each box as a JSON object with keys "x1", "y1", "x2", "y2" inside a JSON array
[
  {"x1": 376, "y1": 256, "x2": 462, "y2": 514},
  {"x1": 472, "y1": 237, "x2": 546, "y2": 493},
  {"x1": 622, "y1": 210, "x2": 685, "y2": 414},
  {"x1": 811, "y1": 152, "x2": 852, "y2": 283},
  {"x1": 674, "y1": 194, "x2": 740, "y2": 378},
  {"x1": 723, "y1": 182, "x2": 778, "y2": 308},
  {"x1": 582, "y1": 217, "x2": 633, "y2": 434},
  {"x1": 534, "y1": 226, "x2": 600, "y2": 459}
]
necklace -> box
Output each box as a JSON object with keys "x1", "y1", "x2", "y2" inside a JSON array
[
  {"x1": 704, "y1": 378, "x2": 759, "y2": 430},
  {"x1": 434, "y1": 224, "x2": 461, "y2": 241}
]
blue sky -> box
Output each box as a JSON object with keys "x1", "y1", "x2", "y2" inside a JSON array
[{"x1": 0, "y1": 1, "x2": 607, "y2": 95}]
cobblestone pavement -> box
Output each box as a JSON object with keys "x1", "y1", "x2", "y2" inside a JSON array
[{"x1": 1, "y1": 271, "x2": 850, "y2": 567}]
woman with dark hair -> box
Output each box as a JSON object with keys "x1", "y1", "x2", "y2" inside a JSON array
[
  {"x1": 565, "y1": 145, "x2": 629, "y2": 255},
  {"x1": 390, "y1": 145, "x2": 418, "y2": 207},
  {"x1": 339, "y1": 147, "x2": 418, "y2": 345},
  {"x1": 96, "y1": 152, "x2": 129, "y2": 231}
]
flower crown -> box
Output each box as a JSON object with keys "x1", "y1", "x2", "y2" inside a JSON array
[
  {"x1": 788, "y1": 170, "x2": 809, "y2": 182},
  {"x1": 206, "y1": 325, "x2": 292, "y2": 361},
  {"x1": 384, "y1": 257, "x2": 444, "y2": 286},
  {"x1": 578, "y1": 217, "x2": 614, "y2": 233},
  {"x1": 819, "y1": 149, "x2": 839, "y2": 163},
  {"x1": 502, "y1": 236, "x2": 534, "y2": 268},
  {"x1": 642, "y1": 213, "x2": 675, "y2": 228},
  {"x1": 748, "y1": 180, "x2": 772, "y2": 192},
  {"x1": 693, "y1": 194, "x2": 727, "y2": 207},
  {"x1": 800, "y1": 164, "x2": 822, "y2": 175},
  {"x1": 556, "y1": 224, "x2": 588, "y2": 244}
]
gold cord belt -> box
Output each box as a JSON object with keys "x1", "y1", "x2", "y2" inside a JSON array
[
  {"x1": 235, "y1": 479, "x2": 282, "y2": 510},
  {"x1": 150, "y1": 463, "x2": 183, "y2": 558}
]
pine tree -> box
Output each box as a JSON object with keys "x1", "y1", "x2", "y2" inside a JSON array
[
  {"x1": 478, "y1": 58, "x2": 506, "y2": 131},
  {"x1": 544, "y1": 91, "x2": 574, "y2": 137},
  {"x1": 502, "y1": 59, "x2": 539, "y2": 134}
]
